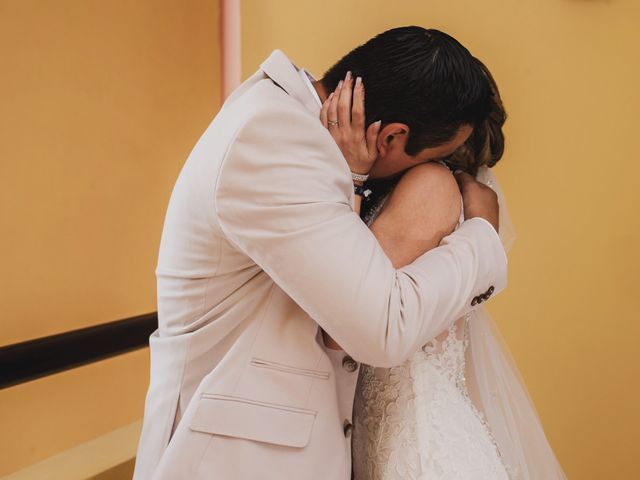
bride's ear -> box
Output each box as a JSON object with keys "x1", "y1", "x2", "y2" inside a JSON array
[{"x1": 377, "y1": 123, "x2": 409, "y2": 156}]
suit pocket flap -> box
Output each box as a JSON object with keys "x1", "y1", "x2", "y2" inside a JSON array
[{"x1": 190, "y1": 394, "x2": 316, "y2": 448}]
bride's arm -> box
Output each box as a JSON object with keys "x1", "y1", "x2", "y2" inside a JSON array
[{"x1": 323, "y1": 162, "x2": 461, "y2": 350}]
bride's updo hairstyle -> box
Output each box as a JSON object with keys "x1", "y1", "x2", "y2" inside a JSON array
[{"x1": 446, "y1": 58, "x2": 507, "y2": 176}]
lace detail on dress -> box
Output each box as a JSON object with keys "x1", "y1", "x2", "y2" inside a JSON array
[
  {"x1": 352, "y1": 189, "x2": 511, "y2": 479},
  {"x1": 353, "y1": 317, "x2": 510, "y2": 479}
]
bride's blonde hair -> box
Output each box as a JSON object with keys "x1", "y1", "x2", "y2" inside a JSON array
[{"x1": 447, "y1": 58, "x2": 506, "y2": 176}]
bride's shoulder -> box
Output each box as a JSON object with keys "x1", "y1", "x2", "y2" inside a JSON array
[
  {"x1": 364, "y1": 162, "x2": 462, "y2": 261},
  {"x1": 386, "y1": 162, "x2": 460, "y2": 215},
  {"x1": 396, "y1": 161, "x2": 456, "y2": 191}
]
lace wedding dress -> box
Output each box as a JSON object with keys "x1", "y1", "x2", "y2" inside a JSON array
[{"x1": 352, "y1": 187, "x2": 511, "y2": 480}]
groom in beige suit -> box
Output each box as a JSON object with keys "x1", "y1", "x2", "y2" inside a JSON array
[{"x1": 134, "y1": 27, "x2": 507, "y2": 479}]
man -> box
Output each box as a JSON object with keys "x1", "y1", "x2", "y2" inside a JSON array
[{"x1": 134, "y1": 26, "x2": 507, "y2": 479}]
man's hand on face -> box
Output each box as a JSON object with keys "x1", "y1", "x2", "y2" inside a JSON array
[{"x1": 454, "y1": 170, "x2": 499, "y2": 232}]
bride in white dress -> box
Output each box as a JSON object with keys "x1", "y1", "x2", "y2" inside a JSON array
[
  {"x1": 320, "y1": 58, "x2": 566, "y2": 479},
  {"x1": 353, "y1": 180, "x2": 512, "y2": 479},
  {"x1": 351, "y1": 166, "x2": 566, "y2": 478}
]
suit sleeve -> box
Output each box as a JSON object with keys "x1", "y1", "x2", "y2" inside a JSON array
[{"x1": 214, "y1": 104, "x2": 507, "y2": 368}]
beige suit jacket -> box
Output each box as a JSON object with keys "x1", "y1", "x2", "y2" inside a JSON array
[{"x1": 133, "y1": 49, "x2": 508, "y2": 479}]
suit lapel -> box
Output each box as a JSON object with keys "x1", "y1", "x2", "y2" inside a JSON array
[
  {"x1": 260, "y1": 49, "x2": 321, "y2": 118},
  {"x1": 259, "y1": 50, "x2": 354, "y2": 210}
]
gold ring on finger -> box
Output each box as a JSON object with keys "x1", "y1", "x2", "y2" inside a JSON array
[{"x1": 328, "y1": 120, "x2": 339, "y2": 126}]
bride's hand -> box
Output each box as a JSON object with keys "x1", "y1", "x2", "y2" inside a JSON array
[{"x1": 320, "y1": 71, "x2": 382, "y2": 176}]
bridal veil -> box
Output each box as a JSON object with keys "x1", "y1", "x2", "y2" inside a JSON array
[{"x1": 464, "y1": 167, "x2": 567, "y2": 479}]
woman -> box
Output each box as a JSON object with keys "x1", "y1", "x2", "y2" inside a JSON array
[{"x1": 320, "y1": 59, "x2": 566, "y2": 479}]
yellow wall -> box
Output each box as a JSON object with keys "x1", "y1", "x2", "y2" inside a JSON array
[
  {"x1": 0, "y1": 0, "x2": 220, "y2": 475},
  {"x1": 0, "y1": 0, "x2": 220, "y2": 344},
  {"x1": 241, "y1": 0, "x2": 640, "y2": 478},
  {"x1": 2, "y1": 0, "x2": 639, "y2": 477}
]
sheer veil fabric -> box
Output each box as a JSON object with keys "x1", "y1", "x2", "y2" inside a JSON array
[{"x1": 465, "y1": 167, "x2": 567, "y2": 479}]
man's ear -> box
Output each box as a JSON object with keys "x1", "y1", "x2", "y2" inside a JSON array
[{"x1": 377, "y1": 123, "x2": 409, "y2": 156}]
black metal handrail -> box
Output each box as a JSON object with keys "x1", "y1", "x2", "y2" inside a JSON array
[{"x1": 0, "y1": 312, "x2": 157, "y2": 389}]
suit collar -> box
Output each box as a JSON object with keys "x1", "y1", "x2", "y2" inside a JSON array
[{"x1": 260, "y1": 49, "x2": 321, "y2": 117}]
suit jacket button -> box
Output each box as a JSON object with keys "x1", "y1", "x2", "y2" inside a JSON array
[
  {"x1": 482, "y1": 285, "x2": 495, "y2": 301},
  {"x1": 342, "y1": 355, "x2": 358, "y2": 373},
  {"x1": 343, "y1": 420, "x2": 354, "y2": 438}
]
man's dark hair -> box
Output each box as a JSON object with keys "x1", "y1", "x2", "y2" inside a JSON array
[{"x1": 321, "y1": 26, "x2": 492, "y2": 155}]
